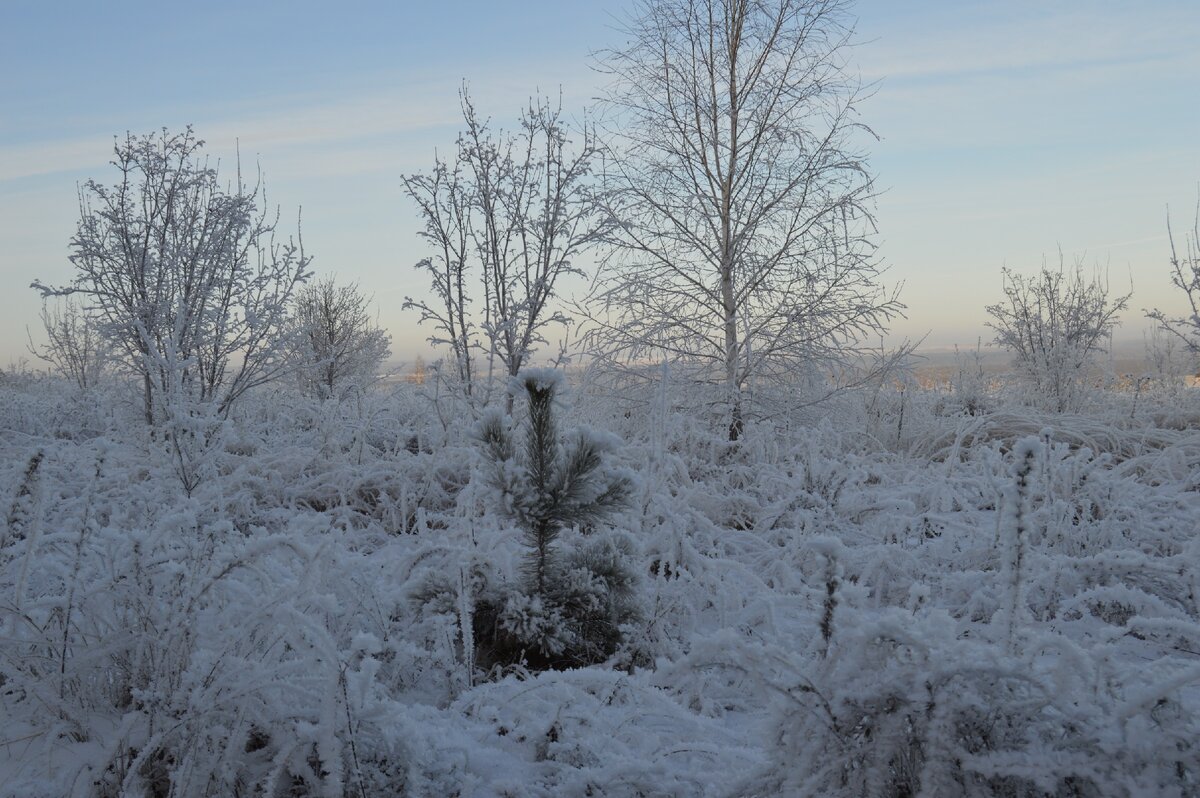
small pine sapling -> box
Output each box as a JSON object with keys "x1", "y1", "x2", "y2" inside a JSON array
[
  {"x1": 478, "y1": 370, "x2": 633, "y2": 597},
  {"x1": 476, "y1": 369, "x2": 638, "y2": 669}
]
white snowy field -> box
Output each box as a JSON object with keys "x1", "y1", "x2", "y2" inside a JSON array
[{"x1": 1, "y1": 368, "x2": 1198, "y2": 797}]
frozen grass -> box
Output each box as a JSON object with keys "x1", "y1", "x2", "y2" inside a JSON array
[{"x1": 1, "y1": 372, "x2": 1198, "y2": 796}]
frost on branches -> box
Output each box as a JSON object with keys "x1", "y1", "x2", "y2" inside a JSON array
[
  {"x1": 31, "y1": 127, "x2": 311, "y2": 492},
  {"x1": 986, "y1": 261, "x2": 1130, "y2": 413},
  {"x1": 1148, "y1": 197, "x2": 1200, "y2": 362}
]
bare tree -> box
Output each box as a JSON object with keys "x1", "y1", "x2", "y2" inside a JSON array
[
  {"x1": 403, "y1": 90, "x2": 611, "y2": 406},
  {"x1": 986, "y1": 260, "x2": 1130, "y2": 412},
  {"x1": 32, "y1": 127, "x2": 311, "y2": 426},
  {"x1": 289, "y1": 277, "x2": 391, "y2": 400},
  {"x1": 26, "y1": 297, "x2": 108, "y2": 391},
  {"x1": 584, "y1": 0, "x2": 903, "y2": 440},
  {"x1": 1147, "y1": 196, "x2": 1200, "y2": 362}
]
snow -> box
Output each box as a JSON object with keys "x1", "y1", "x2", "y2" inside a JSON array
[{"x1": 1, "y1": 370, "x2": 1198, "y2": 796}]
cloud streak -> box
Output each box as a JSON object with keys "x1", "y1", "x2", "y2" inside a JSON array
[
  {"x1": 0, "y1": 65, "x2": 600, "y2": 184},
  {"x1": 856, "y1": 2, "x2": 1199, "y2": 84}
]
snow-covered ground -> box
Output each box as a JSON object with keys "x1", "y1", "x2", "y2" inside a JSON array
[{"x1": 1, "y1": 370, "x2": 1198, "y2": 797}]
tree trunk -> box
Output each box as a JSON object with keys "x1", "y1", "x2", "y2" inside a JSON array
[
  {"x1": 722, "y1": 267, "x2": 742, "y2": 442},
  {"x1": 723, "y1": 5, "x2": 743, "y2": 442},
  {"x1": 142, "y1": 371, "x2": 154, "y2": 427}
]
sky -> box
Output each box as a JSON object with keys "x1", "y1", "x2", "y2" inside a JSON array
[{"x1": 2, "y1": 0, "x2": 1198, "y2": 368}]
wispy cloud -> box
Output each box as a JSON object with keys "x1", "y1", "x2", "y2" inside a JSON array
[
  {"x1": 0, "y1": 64, "x2": 600, "y2": 184},
  {"x1": 0, "y1": 92, "x2": 454, "y2": 184},
  {"x1": 857, "y1": 3, "x2": 1200, "y2": 84}
]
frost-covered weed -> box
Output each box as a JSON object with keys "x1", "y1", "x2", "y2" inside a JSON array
[{"x1": 738, "y1": 606, "x2": 1194, "y2": 798}]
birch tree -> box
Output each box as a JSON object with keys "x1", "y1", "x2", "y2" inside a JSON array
[{"x1": 586, "y1": 0, "x2": 903, "y2": 439}]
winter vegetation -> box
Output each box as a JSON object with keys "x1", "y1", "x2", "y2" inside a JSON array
[
  {"x1": 581, "y1": 0, "x2": 904, "y2": 440},
  {"x1": 985, "y1": 261, "x2": 1131, "y2": 414},
  {"x1": 287, "y1": 278, "x2": 392, "y2": 402},
  {"x1": 4, "y1": 1, "x2": 1200, "y2": 796}
]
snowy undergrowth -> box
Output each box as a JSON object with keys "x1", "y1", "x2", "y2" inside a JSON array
[{"x1": 1, "y1": 376, "x2": 1198, "y2": 796}]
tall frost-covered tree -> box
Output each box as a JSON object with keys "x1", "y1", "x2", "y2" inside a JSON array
[
  {"x1": 32, "y1": 127, "x2": 311, "y2": 426},
  {"x1": 587, "y1": 0, "x2": 903, "y2": 439}
]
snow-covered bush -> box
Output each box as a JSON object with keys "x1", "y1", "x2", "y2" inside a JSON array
[
  {"x1": 742, "y1": 605, "x2": 1198, "y2": 797},
  {"x1": 287, "y1": 277, "x2": 391, "y2": 401},
  {"x1": 986, "y1": 261, "x2": 1130, "y2": 412}
]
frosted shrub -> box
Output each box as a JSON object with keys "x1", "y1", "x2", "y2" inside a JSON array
[
  {"x1": 288, "y1": 277, "x2": 391, "y2": 401},
  {"x1": 946, "y1": 340, "x2": 995, "y2": 417},
  {"x1": 0, "y1": 437, "x2": 455, "y2": 797},
  {"x1": 986, "y1": 262, "x2": 1130, "y2": 413}
]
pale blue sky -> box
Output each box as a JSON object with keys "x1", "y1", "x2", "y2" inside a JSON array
[{"x1": 3, "y1": 0, "x2": 1198, "y2": 365}]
